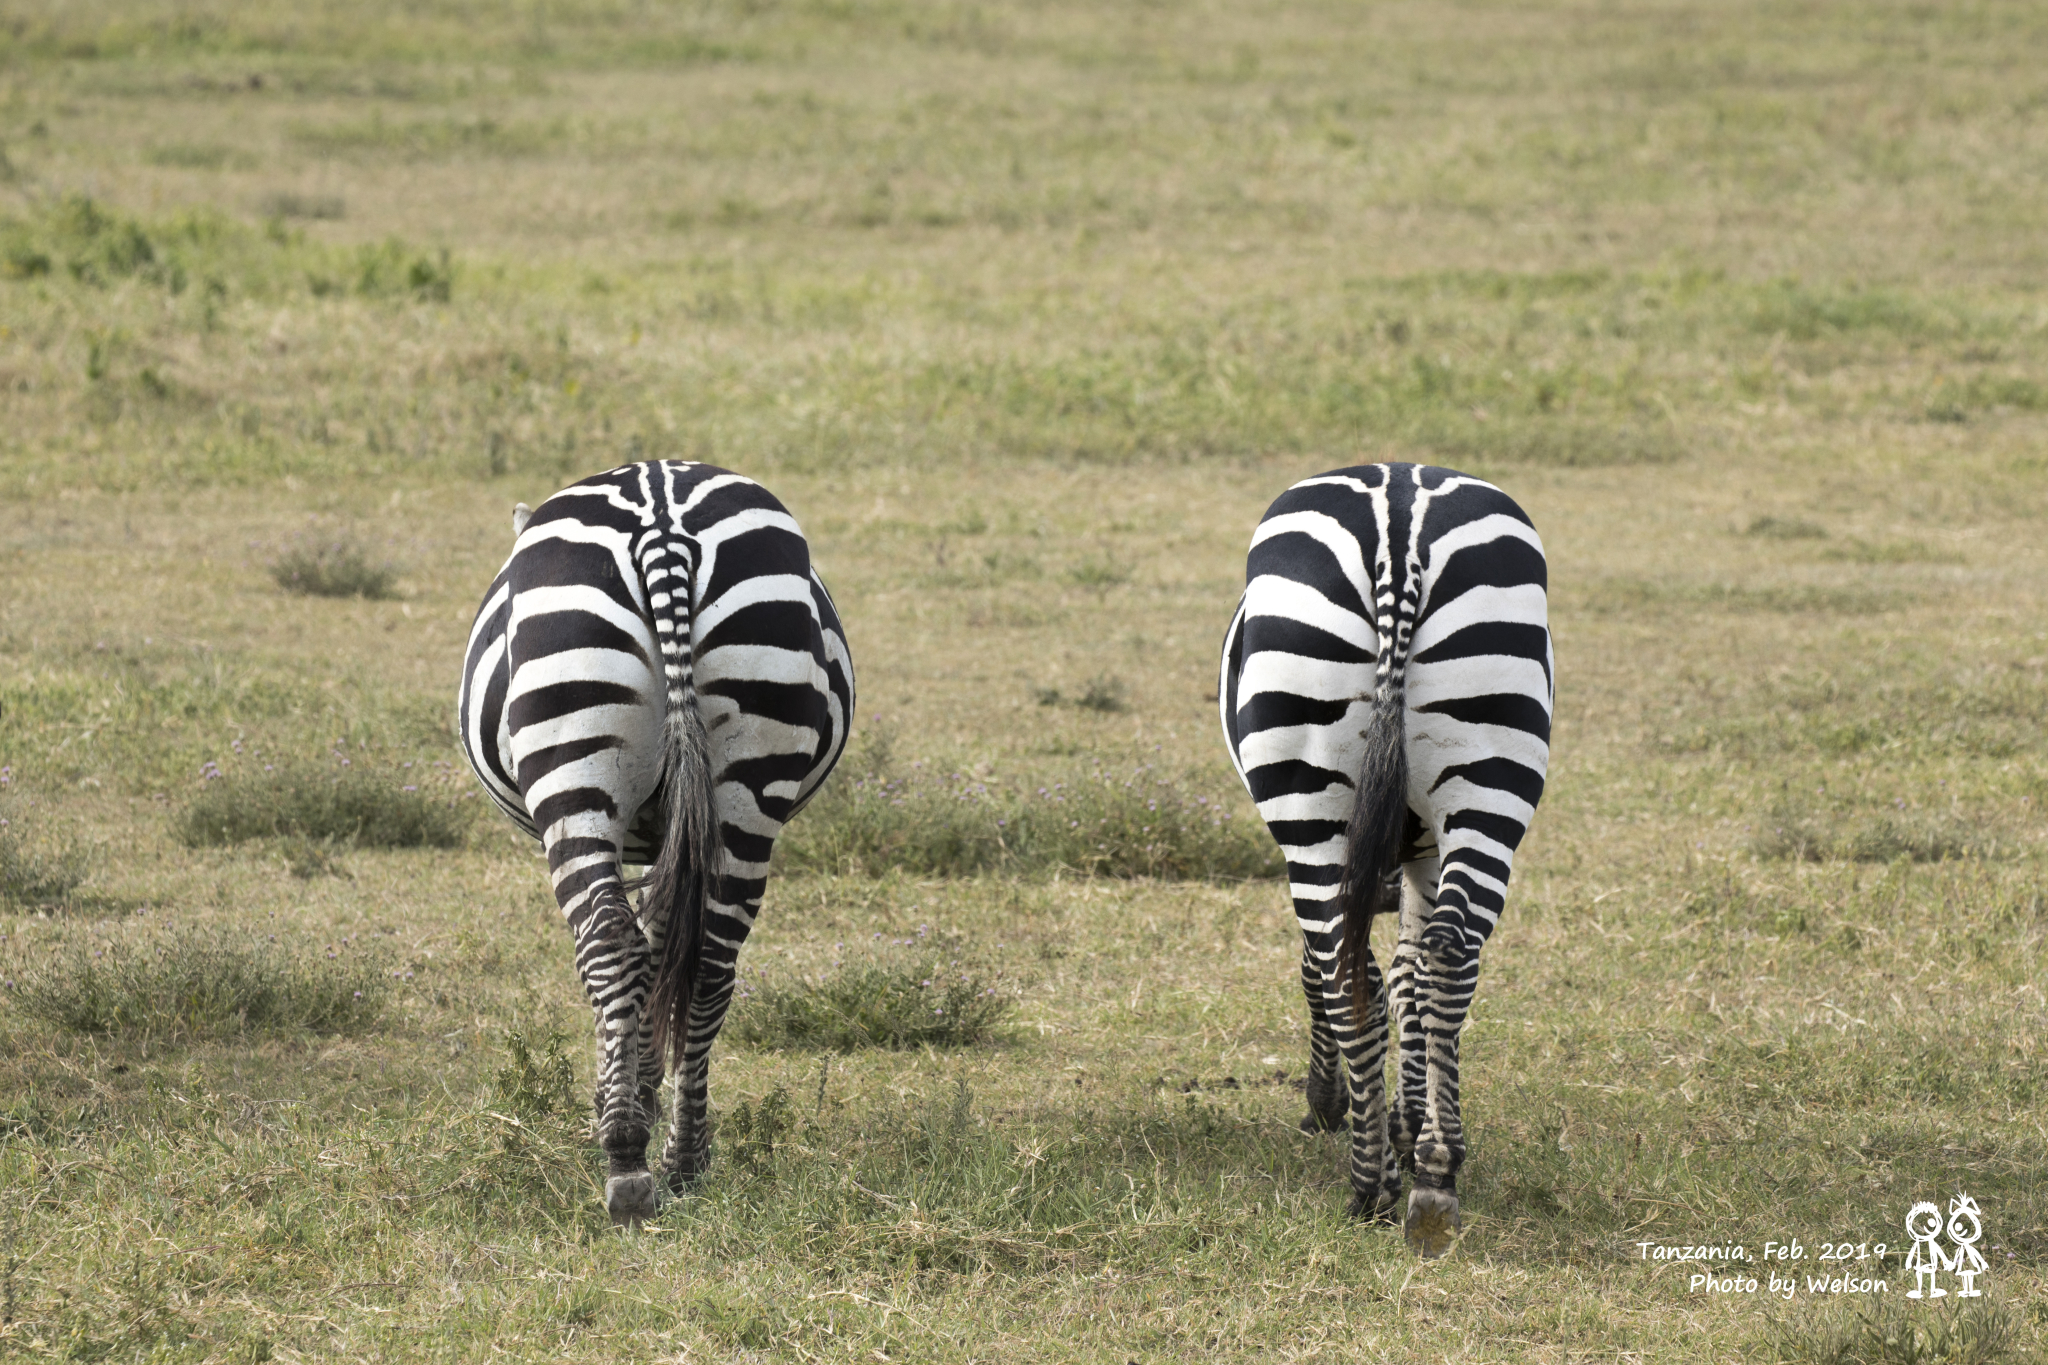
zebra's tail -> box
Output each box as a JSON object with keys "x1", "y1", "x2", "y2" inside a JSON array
[
  {"x1": 1338, "y1": 592, "x2": 1412, "y2": 1022},
  {"x1": 636, "y1": 532, "x2": 720, "y2": 1069}
]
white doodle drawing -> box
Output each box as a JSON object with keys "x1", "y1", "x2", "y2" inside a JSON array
[
  {"x1": 1905, "y1": 1201, "x2": 1952, "y2": 1299},
  {"x1": 1947, "y1": 1194, "x2": 1987, "y2": 1298}
]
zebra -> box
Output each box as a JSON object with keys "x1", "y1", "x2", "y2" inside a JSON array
[
  {"x1": 1217, "y1": 462, "x2": 1550, "y2": 1256},
  {"x1": 458, "y1": 460, "x2": 854, "y2": 1227}
]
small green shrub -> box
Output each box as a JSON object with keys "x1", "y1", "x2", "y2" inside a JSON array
[
  {"x1": 3, "y1": 922, "x2": 386, "y2": 1037},
  {"x1": 334, "y1": 239, "x2": 452, "y2": 302},
  {"x1": 176, "y1": 757, "x2": 471, "y2": 848},
  {"x1": 0, "y1": 195, "x2": 176, "y2": 288},
  {"x1": 259, "y1": 192, "x2": 345, "y2": 221},
  {"x1": 470, "y1": 1030, "x2": 598, "y2": 1209},
  {"x1": 276, "y1": 833, "x2": 351, "y2": 879},
  {"x1": 1746, "y1": 514, "x2": 1828, "y2": 539},
  {"x1": 493, "y1": 1029, "x2": 579, "y2": 1119},
  {"x1": 1765, "y1": 1297, "x2": 2022, "y2": 1365},
  {"x1": 723, "y1": 1084, "x2": 797, "y2": 1172},
  {"x1": 0, "y1": 790, "x2": 91, "y2": 907},
  {"x1": 781, "y1": 753, "x2": 1280, "y2": 879},
  {"x1": 268, "y1": 534, "x2": 398, "y2": 599},
  {"x1": 1076, "y1": 674, "x2": 1127, "y2": 713},
  {"x1": 731, "y1": 937, "x2": 1012, "y2": 1051},
  {"x1": 1821, "y1": 538, "x2": 1959, "y2": 565}
]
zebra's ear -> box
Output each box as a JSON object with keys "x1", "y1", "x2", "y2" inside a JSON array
[{"x1": 512, "y1": 503, "x2": 532, "y2": 538}]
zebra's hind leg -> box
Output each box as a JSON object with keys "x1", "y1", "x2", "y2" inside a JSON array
[
  {"x1": 1397, "y1": 853, "x2": 1486, "y2": 1259},
  {"x1": 560, "y1": 872, "x2": 664, "y2": 1228},
  {"x1": 1314, "y1": 933, "x2": 1398, "y2": 1223},
  {"x1": 1386, "y1": 857, "x2": 1439, "y2": 1173},
  {"x1": 1299, "y1": 942, "x2": 1348, "y2": 1134},
  {"x1": 660, "y1": 923, "x2": 745, "y2": 1190}
]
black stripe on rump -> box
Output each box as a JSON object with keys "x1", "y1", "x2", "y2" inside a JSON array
[
  {"x1": 720, "y1": 823, "x2": 777, "y2": 869},
  {"x1": 1264, "y1": 818, "x2": 1347, "y2": 849},
  {"x1": 462, "y1": 572, "x2": 511, "y2": 682},
  {"x1": 1415, "y1": 692, "x2": 1551, "y2": 741},
  {"x1": 1238, "y1": 612, "x2": 1374, "y2": 667},
  {"x1": 699, "y1": 677, "x2": 826, "y2": 735},
  {"x1": 1428, "y1": 755, "x2": 1546, "y2": 807},
  {"x1": 1421, "y1": 536, "x2": 1547, "y2": 621},
  {"x1": 1245, "y1": 759, "x2": 1353, "y2": 803},
  {"x1": 531, "y1": 785, "x2": 621, "y2": 833},
  {"x1": 1220, "y1": 609, "x2": 1245, "y2": 752},
  {"x1": 474, "y1": 656, "x2": 514, "y2": 794},
  {"x1": 513, "y1": 609, "x2": 651, "y2": 669},
  {"x1": 547, "y1": 834, "x2": 619, "y2": 864},
  {"x1": 1245, "y1": 529, "x2": 1374, "y2": 626},
  {"x1": 698, "y1": 597, "x2": 819, "y2": 661},
  {"x1": 517, "y1": 734, "x2": 629, "y2": 789},
  {"x1": 508, "y1": 679, "x2": 644, "y2": 734},
  {"x1": 1442, "y1": 808, "x2": 1531, "y2": 852},
  {"x1": 514, "y1": 538, "x2": 639, "y2": 613},
  {"x1": 1284, "y1": 862, "x2": 1343, "y2": 888},
  {"x1": 723, "y1": 752, "x2": 821, "y2": 823},
  {"x1": 1440, "y1": 846, "x2": 1510, "y2": 885},
  {"x1": 1235, "y1": 690, "x2": 1356, "y2": 735},
  {"x1": 679, "y1": 472, "x2": 778, "y2": 531},
  {"x1": 1412, "y1": 620, "x2": 1549, "y2": 673},
  {"x1": 1416, "y1": 478, "x2": 1534, "y2": 541},
  {"x1": 700, "y1": 524, "x2": 809, "y2": 603}
]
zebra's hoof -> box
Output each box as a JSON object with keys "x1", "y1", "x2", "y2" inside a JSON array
[
  {"x1": 1404, "y1": 1187, "x2": 1461, "y2": 1258},
  {"x1": 605, "y1": 1172, "x2": 664, "y2": 1229},
  {"x1": 1300, "y1": 1110, "x2": 1348, "y2": 1135},
  {"x1": 1346, "y1": 1188, "x2": 1400, "y2": 1224}
]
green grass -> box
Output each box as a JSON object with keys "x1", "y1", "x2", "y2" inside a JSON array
[{"x1": 0, "y1": 0, "x2": 2045, "y2": 1359}]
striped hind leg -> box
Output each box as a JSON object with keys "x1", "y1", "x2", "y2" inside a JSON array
[
  {"x1": 658, "y1": 893, "x2": 758, "y2": 1186},
  {"x1": 544, "y1": 835, "x2": 664, "y2": 1224},
  {"x1": 1386, "y1": 856, "x2": 1438, "y2": 1170},
  {"x1": 1397, "y1": 844, "x2": 1502, "y2": 1255},
  {"x1": 1298, "y1": 942, "x2": 1347, "y2": 1134},
  {"x1": 1290, "y1": 875, "x2": 1400, "y2": 1221}
]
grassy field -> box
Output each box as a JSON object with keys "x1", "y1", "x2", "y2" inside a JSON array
[{"x1": 1, "y1": 0, "x2": 2046, "y2": 1360}]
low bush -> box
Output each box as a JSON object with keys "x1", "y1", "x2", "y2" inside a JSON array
[
  {"x1": 731, "y1": 934, "x2": 1012, "y2": 1052},
  {"x1": 0, "y1": 788, "x2": 91, "y2": 907},
  {"x1": 1752, "y1": 798, "x2": 1995, "y2": 863},
  {"x1": 1744, "y1": 514, "x2": 1827, "y2": 539},
  {"x1": 268, "y1": 533, "x2": 399, "y2": 599},
  {"x1": 779, "y1": 752, "x2": 1280, "y2": 880},
  {"x1": 176, "y1": 756, "x2": 470, "y2": 848},
  {"x1": 1765, "y1": 1296, "x2": 2021, "y2": 1365},
  {"x1": 3, "y1": 921, "x2": 386, "y2": 1037},
  {"x1": 493, "y1": 1029, "x2": 580, "y2": 1119},
  {"x1": 0, "y1": 194, "x2": 179, "y2": 288}
]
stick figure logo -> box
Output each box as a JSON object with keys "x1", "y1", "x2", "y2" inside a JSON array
[
  {"x1": 1948, "y1": 1194, "x2": 1987, "y2": 1298},
  {"x1": 1904, "y1": 1201, "x2": 1951, "y2": 1299},
  {"x1": 1904, "y1": 1193, "x2": 1990, "y2": 1300}
]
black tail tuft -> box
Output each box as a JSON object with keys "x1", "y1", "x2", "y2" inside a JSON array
[{"x1": 1338, "y1": 689, "x2": 1407, "y2": 1021}]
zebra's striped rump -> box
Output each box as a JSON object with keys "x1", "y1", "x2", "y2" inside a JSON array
[
  {"x1": 1219, "y1": 462, "x2": 1550, "y2": 1251},
  {"x1": 458, "y1": 461, "x2": 853, "y2": 1222}
]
